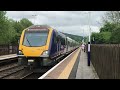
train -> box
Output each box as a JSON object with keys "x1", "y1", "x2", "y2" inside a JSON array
[{"x1": 17, "y1": 25, "x2": 79, "y2": 68}]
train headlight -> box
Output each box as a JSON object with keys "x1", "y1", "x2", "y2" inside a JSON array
[
  {"x1": 42, "y1": 50, "x2": 48, "y2": 55},
  {"x1": 19, "y1": 50, "x2": 23, "y2": 55}
]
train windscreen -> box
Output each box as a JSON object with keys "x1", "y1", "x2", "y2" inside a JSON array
[{"x1": 23, "y1": 30, "x2": 49, "y2": 47}]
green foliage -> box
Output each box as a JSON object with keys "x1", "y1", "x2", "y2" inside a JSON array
[
  {"x1": 0, "y1": 11, "x2": 33, "y2": 45},
  {"x1": 63, "y1": 33, "x2": 83, "y2": 43},
  {"x1": 0, "y1": 11, "x2": 16, "y2": 44},
  {"x1": 110, "y1": 26, "x2": 120, "y2": 44},
  {"x1": 100, "y1": 22, "x2": 117, "y2": 33},
  {"x1": 84, "y1": 36, "x2": 89, "y2": 43},
  {"x1": 11, "y1": 18, "x2": 33, "y2": 44},
  {"x1": 93, "y1": 11, "x2": 120, "y2": 44},
  {"x1": 20, "y1": 18, "x2": 33, "y2": 28},
  {"x1": 91, "y1": 32, "x2": 111, "y2": 44},
  {"x1": 101, "y1": 32, "x2": 111, "y2": 43}
]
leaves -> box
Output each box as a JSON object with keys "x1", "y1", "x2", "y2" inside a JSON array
[
  {"x1": 63, "y1": 33, "x2": 83, "y2": 43},
  {"x1": 0, "y1": 11, "x2": 33, "y2": 45},
  {"x1": 92, "y1": 11, "x2": 120, "y2": 44}
]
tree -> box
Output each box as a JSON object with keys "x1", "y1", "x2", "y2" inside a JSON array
[
  {"x1": 0, "y1": 11, "x2": 33, "y2": 45},
  {"x1": 0, "y1": 11, "x2": 16, "y2": 44},
  {"x1": 103, "y1": 11, "x2": 120, "y2": 25},
  {"x1": 20, "y1": 18, "x2": 33, "y2": 29},
  {"x1": 10, "y1": 18, "x2": 33, "y2": 44},
  {"x1": 100, "y1": 22, "x2": 117, "y2": 33},
  {"x1": 98, "y1": 11, "x2": 120, "y2": 44},
  {"x1": 91, "y1": 32, "x2": 111, "y2": 44},
  {"x1": 110, "y1": 26, "x2": 120, "y2": 44},
  {"x1": 0, "y1": 11, "x2": 7, "y2": 34}
]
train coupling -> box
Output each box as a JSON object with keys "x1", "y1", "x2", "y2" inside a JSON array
[{"x1": 28, "y1": 59, "x2": 34, "y2": 70}]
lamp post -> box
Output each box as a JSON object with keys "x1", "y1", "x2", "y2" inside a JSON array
[
  {"x1": 87, "y1": 11, "x2": 91, "y2": 66},
  {"x1": 32, "y1": 15, "x2": 37, "y2": 25},
  {"x1": 80, "y1": 11, "x2": 92, "y2": 66},
  {"x1": 83, "y1": 29, "x2": 84, "y2": 44}
]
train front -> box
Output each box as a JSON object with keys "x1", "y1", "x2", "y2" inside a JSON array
[{"x1": 17, "y1": 25, "x2": 52, "y2": 68}]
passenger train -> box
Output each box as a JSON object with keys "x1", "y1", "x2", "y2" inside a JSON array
[{"x1": 17, "y1": 25, "x2": 79, "y2": 68}]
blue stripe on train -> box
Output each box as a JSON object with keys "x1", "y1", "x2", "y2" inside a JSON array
[{"x1": 48, "y1": 30, "x2": 58, "y2": 58}]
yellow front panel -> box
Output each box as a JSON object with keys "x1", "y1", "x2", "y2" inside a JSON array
[
  {"x1": 22, "y1": 46, "x2": 46, "y2": 57},
  {"x1": 19, "y1": 27, "x2": 53, "y2": 57}
]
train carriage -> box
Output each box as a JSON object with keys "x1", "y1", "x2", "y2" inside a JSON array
[{"x1": 18, "y1": 25, "x2": 79, "y2": 68}]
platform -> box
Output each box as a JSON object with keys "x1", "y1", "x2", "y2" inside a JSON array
[
  {"x1": 39, "y1": 47, "x2": 99, "y2": 79},
  {"x1": 75, "y1": 50, "x2": 99, "y2": 79},
  {"x1": 39, "y1": 48, "x2": 80, "y2": 79},
  {"x1": 0, "y1": 54, "x2": 17, "y2": 61}
]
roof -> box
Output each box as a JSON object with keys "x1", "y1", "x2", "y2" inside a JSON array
[{"x1": 27, "y1": 25, "x2": 51, "y2": 31}]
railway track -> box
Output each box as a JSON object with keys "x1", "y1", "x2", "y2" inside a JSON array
[
  {"x1": 0, "y1": 65, "x2": 24, "y2": 79},
  {"x1": 20, "y1": 72, "x2": 34, "y2": 79},
  {"x1": 0, "y1": 65, "x2": 50, "y2": 79},
  {"x1": 0, "y1": 57, "x2": 51, "y2": 79},
  {"x1": 0, "y1": 63, "x2": 18, "y2": 72},
  {"x1": 0, "y1": 49, "x2": 77, "y2": 79},
  {"x1": 20, "y1": 66, "x2": 52, "y2": 79},
  {"x1": 0, "y1": 57, "x2": 18, "y2": 67}
]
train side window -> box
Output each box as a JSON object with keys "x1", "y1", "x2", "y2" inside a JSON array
[
  {"x1": 57, "y1": 36, "x2": 60, "y2": 43},
  {"x1": 54, "y1": 34, "x2": 57, "y2": 44},
  {"x1": 61, "y1": 38, "x2": 65, "y2": 45}
]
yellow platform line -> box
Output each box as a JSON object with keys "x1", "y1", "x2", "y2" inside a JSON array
[{"x1": 57, "y1": 48, "x2": 81, "y2": 79}]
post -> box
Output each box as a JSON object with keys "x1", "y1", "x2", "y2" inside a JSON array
[
  {"x1": 88, "y1": 11, "x2": 91, "y2": 66},
  {"x1": 88, "y1": 37, "x2": 90, "y2": 66},
  {"x1": 83, "y1": 29, "x2": 84, "y2": 44},
  {"x1": 32, "y1": 15, "x2": 37, "y2": 25}
]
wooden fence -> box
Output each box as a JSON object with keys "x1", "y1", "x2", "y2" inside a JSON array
[
  {"x1": 0, "y1": 45, "x2": 18, "y2": 56},
  {"x1": 91, "y1": 44, "x2": 120, "y2": 79}
]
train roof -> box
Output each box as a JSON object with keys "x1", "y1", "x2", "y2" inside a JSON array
[{"x1": 26, "y1": 25, "x2": 51, "y2": 31}]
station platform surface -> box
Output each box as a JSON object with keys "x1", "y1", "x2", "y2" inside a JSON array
[
  {"x1": 0, "y1": 54, "x2": 17, "y2": 61},
  {"x1": 39, "y1": 47, "x2": 99, "y2": 79},
  {"x1": 76, "y1": 50, "x2": 99, "y2": 79}
]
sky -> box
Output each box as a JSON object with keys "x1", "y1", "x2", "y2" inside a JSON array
[{"x1": 6, "y1": 11, "x2": 106, "y2": 36}]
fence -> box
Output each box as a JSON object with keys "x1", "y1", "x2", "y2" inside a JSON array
[
  {"x1": 91, "y1": 44, "x2": 120, "y2": 79},
  {"x1": 0, "y1": 45, "x2": 18, "y2": 56}
]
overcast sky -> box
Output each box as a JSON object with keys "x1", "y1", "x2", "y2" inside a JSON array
[{"x1": 6, "y1": 11, "x2": 106, "y2": 36}]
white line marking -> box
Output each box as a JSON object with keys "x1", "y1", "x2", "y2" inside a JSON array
[
  {"x1": 0, "y1": 55, "x2": 17, "y2": 60},
  {"x1": 38, "y1": 49, "x2": 78, "y2": 79}
]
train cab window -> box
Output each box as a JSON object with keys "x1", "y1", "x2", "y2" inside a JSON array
[{"x1": 23, "y1": 30, "x2": 48, "y2": 47}]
